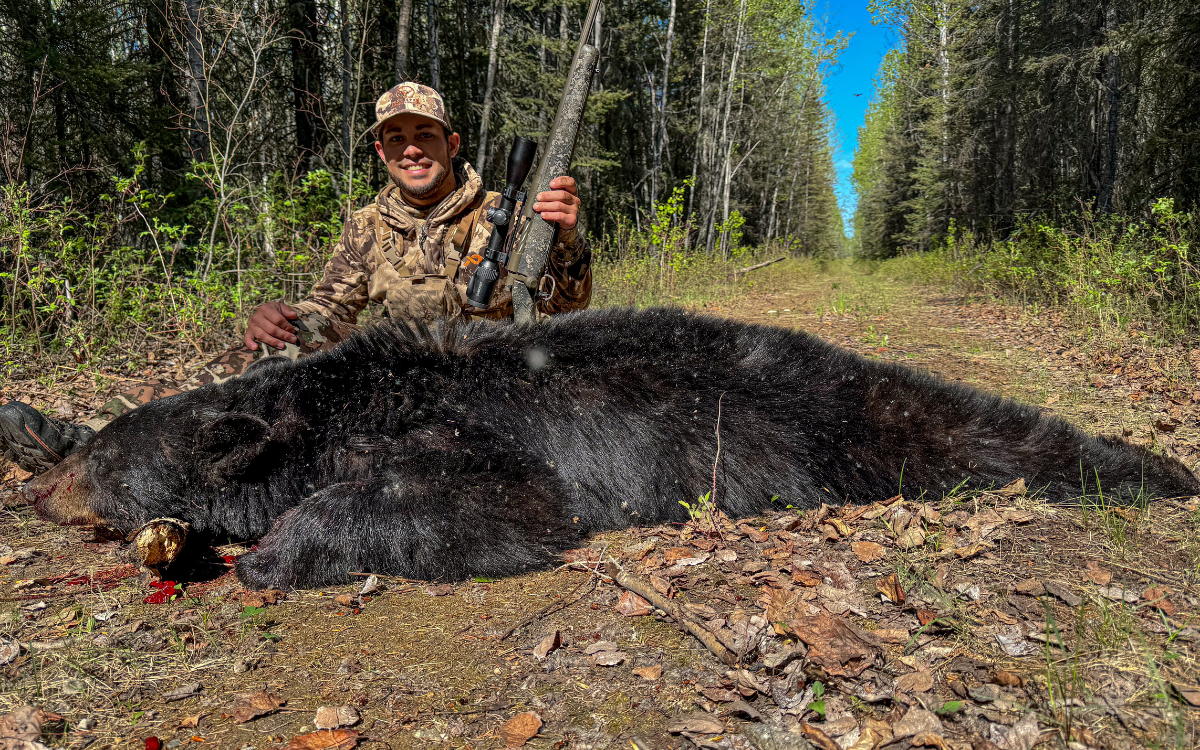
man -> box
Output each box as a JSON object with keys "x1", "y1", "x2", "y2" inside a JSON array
[{"x1": 1, "y1": 82, "x2": 592, "y2": 473}]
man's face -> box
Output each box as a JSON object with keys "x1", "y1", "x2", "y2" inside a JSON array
[{"x1": 374, "y1": 113, "x2": 461, "y2": 206}]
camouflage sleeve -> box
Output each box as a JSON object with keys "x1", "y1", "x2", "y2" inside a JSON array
[
  {"x1": 539, "y1": 216, "x2": 592, "y2": 315},
  {"x1": 290, "y1": 213, "x2": 374, "y2": 324}
]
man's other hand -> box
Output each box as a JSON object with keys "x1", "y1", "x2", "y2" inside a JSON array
[
  {"x1": 532, "y1": 176, "x2": 580, "y2": 230},
  {"x1": 245, "y1": 301, "x2": 299, "y2": 350}
]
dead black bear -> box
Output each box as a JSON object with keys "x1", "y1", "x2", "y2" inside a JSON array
[{"x1": 26, "y1": 307, "x2": 1199, "y2": 589}]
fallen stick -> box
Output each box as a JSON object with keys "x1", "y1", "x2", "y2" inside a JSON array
[
  {"x1": 602, "y1": 554, "x2": 737, "y2": 666},
  {"x1": 732, "y1": 255, "x2": 786, "y2": 281}
]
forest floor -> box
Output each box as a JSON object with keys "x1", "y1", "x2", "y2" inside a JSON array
[{"x1": 2, "y1": 261, "x2": 1200, "y2": 750}]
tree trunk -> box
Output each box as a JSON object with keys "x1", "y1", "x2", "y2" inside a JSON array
[
  {"x1": 686, "y1": 0, "x2": 712, "y2": 245},
  {"x1": 1098, "y1": 2, "x2": 1120, "y2": 213},
  {"x1": 428, "y1": 0, "x2": 441, "y2": 90},
  {"x1": 395, "y1": 0, "x2": 413, "y2": 81},
  {"x1": 289, "y1": 0, "x2": 325, "y2": 170},
  {"x1": 937, "y1": 0, "x2": 950, "y2": 167},
  {"x1": 475, "y1": 0, "x2": 506, "y2": 173},
  {"x1": 650, "y1": 0, "x2": 676, "y2": 207},
  {"x1": 719, "y1": 0, "x2": 747, "y2": 258},
  {"x1": 341, "y1": 0, "x2": 352, "y2": 175},
  {"x1": 182, "y1": 0, "x2": 209, "y2": 156}
]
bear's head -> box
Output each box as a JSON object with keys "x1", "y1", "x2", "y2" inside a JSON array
[{"x1": 25, "y1": 391, "x2": 287, "y2": 536}]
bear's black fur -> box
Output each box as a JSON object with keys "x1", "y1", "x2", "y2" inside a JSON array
[{"x1": 27, "y1": 307, "x2": 1200, "y2": 589}]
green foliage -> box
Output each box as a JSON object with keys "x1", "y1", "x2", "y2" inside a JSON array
[
  {"x1": 679, "y1": 491, "x2": 716, "y2": 527},
  {"x1": 879, "y1": 204, "x2": 1200, "y2": 337},
  {"x1": 852, "y1": 0, "x2": 1200, "y2": 259},
  {"x1": 806, "y1": 680, "x2": 826, "y2": 717},
  {"x1": 1, "y1": 144, "x2": 352, "y2": 370}
]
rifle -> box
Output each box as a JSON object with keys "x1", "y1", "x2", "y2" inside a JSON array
[
  {"x1": 465, "y1": 137, "x2": 538, "y2": 309},
  {"x1": 467, "y1": 0, "x2": 601, "y2": 324}
]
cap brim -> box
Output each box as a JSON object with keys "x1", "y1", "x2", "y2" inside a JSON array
[{"x1": 370, "y1": 112, "x2": 450, "y2": 137}]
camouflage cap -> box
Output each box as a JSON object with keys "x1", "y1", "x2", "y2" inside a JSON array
[{"x1": 371, "y1": 82, "x2": 449, "y2": 136}]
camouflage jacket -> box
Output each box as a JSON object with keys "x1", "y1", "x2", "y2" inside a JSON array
[{"x1": 292, "y1": 160, "x2": 591, "y2": 323}]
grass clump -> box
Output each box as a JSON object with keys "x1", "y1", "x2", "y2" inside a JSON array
[{"x1": 876, "y1": 201, "x2": 1199, "y2": 342}]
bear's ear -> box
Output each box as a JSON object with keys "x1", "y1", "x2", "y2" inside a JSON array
[{"x1": 195, "y1": 413, "x2": 271, "y2": 483}]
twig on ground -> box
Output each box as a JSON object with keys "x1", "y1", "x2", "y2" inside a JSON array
[
  {"x1": 1106, "y1": 561, "x2": 1199, "y2": 596},
  {"x1": 497, "y1": 571, "x2": 598, "y2": 642},
  {"x1": 732, "y1": 256, "x2": 786, "y2": 281},
  {"x1": 601, "y1": 553, "x2": 737, "y2": 666}
]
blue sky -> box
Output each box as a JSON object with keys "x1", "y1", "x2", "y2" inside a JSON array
[{"x1": 817, "y1": 0, "x2": 897, "y2": 231}]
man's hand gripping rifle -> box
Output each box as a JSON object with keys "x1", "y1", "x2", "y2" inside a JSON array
[{"x1": 467, "y1": 0, "x2": 601, "y2": 323}]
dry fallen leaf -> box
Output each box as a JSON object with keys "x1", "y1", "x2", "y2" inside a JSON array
[
  {"x1": 242, "y1": 589, "x2": 285, "y2": 608},
  {"x1": 952, "y1": 542, "x2": 989, "y2": 560},
  {"x1": 614, "y1": 591, "x2": 653, "y2": 617},
  {"x1": 664, "y1": 547, "x2": 694, "y2": 564},
  {"x1": 996, "y1": 478, "x2": 1027, "y2": 496},
  {"x1": 227, "y1": 691, "x2": 285, "y2": 723},
  {"x1": 4, "y1": 466, "x2": 33, "y2": 483},
  {"x1": 178, "y1": 714, "x2": 206, "y2": 730},
  {"x1": 1097, "y1": 585, "x2": 1138, "y2": 603},
  {"x1": 791, "y1": 613, "x2": 880, "y2": 677},
  {"x1": 0, "y1": 706, "x2": 59, "y2": 750},
  {"x1": 499, "y1": 712, "x2": 542, "y2": 748},
  {"x1": 284, "y1": 729, "x2": 358, "y2": 750},
  {"x1": 895, "y1": 526, "x2": 926, "y2": 549},
  {"x1": 1143, "y1": 586, "x2": 1176, "y2": 615},
  {"x1": 892, "y1": 708, "x2": 943, "y2": 739},
  {"x1": 162, "y1": 682, "x2": 203, "y2": 702},
  {"x1": 876, "y1": 574, "x2": 906, "y2": 604},
  {"x1": 852, "y1": 541, "x2": 886, "y2": 563},
  {"x1": 314, "y1": 706, "x2": 359, "y2": 730},
  {"x1": 1043, "y1": 580, "x2": 1082, "y2": 607},
  {"x1": 1014, "y1": 579, "x2": 1045, "y2": 596},
  {"x1": 1171, "y1": 683, "x2": 1200, "y2": 707},
  {"x1": 793, "y1": 569, "x2": 822, "y2": 587},
  {"x1": 1083, "y1": 561, "x2": 1112, "y2": 585},
  {"x1": 910, "y1": 732, "x2": 953, "y2": 749},
  {"x1": 895, "y1": 671, "x2": 934, "y2": 693},
  {"x1": 798, "y1": 723, "x2": 841, "y2": 750},
  {"x1": 532, "y1": 630, "x2": 561, "y2": 660},
  {"x1": 738, "y1": 524, "x2": 769, "y2": 543},
  {"x1": 632, "y1": 664, "x2": 662, "y2": 680},
  {"x1": 992, "y1": 712, "x2": 1040, "y2": 750},
  {"x1": 0, "y1": 638, "x2": 19, "y2": 666}
]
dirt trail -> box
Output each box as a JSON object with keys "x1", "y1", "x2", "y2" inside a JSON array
[
  {"x1": 717, "y1": 262, "x2": 1200, "y2": 471},
  {"x1": 1, "y1": 263, "x2": 1199, "y2": 750}
]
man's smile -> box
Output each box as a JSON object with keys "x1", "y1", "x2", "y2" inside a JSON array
[{"x1": 402, "y1": 160, "x2": 433, "y2": 177}]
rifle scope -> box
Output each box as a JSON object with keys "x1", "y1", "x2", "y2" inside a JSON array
[{"x1": 465, "y1": 136, "x2": 538, "y2": 309}]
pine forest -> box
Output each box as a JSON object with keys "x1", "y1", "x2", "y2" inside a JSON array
[{"x1": 1, "y1": 0, "x2": 845, "y2": 355}]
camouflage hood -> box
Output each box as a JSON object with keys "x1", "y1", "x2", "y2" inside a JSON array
[{"x1": 376, "y1": 158, "x2": 484, "y2": 271}]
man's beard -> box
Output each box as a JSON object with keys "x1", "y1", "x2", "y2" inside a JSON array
[{"x1": 392, "y1": 160, "x2": 451, "y2": 200}]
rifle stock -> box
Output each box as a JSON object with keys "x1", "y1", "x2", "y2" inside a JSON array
[{"x1": 507, "y1": 2, "x2": 600, "y2": 325}]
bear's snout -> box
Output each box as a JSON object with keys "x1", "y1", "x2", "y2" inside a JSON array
[{"x1": 24, "y1": 452, "x2": 102, "y2": 526}]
